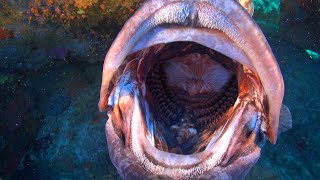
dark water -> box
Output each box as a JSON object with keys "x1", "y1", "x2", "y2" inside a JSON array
[{"x1": 0, "y1": 1, "x2": 319, "y2": 179}]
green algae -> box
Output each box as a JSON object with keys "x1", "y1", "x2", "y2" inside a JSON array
[
  {"x1": 253, "y1": 0, "x2": 281, "y2": 17},
  {"x1": 253, "y1": 0, "x2": 281, "y2": 34},
  {"x1": 0, "y1": 74, "x2": 14, "y2": 85}
]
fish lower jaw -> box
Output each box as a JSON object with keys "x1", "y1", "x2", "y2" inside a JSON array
[{"x1": 129, "y1": 89, "x2": 258, "y2": 179}]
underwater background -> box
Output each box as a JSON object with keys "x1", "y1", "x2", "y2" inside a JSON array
[{"x1": 0, "y1": 0, "x2": 319, "y2": 179}]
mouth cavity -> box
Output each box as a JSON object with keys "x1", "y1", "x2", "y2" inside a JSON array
[
  {"x1": 107, "y1": 39, "x2": 264, "y2": 177},
  {"x1": 144, "y1": 42, "x2": 239, "y2": 155}
]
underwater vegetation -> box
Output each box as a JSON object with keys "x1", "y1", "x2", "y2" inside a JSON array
[
  {"x1": 2, "y1": 0, "x2": 143, "y2": 31},
  {"x1": 0, "y1": 0, "x2": 143, "y2": 64},
  {"x1": 0, "y1": 0, "x2": 319, "y2": 179}
]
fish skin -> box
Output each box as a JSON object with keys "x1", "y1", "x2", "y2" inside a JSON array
[{"x1": 99, "y1": 0, "x2": 291, "y2": 179}]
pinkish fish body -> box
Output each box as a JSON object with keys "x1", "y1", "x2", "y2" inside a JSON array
[{"x1": 98, "y1": 0, "x2": 291, "y2": 179}]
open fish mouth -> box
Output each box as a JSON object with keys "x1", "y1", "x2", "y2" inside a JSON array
[{"x1": 98, "y1": 0, "x2": 286, "y2": 179}]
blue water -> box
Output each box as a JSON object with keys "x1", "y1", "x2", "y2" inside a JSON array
[{"x1": 0, "y1": 1, "x2": 319, "y2": 179}]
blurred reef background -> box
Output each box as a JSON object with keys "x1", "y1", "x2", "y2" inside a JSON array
[{"x1": 0, "y1": 0, "x2": 319, "y2": 179}]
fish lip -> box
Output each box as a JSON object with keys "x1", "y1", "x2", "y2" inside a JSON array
[
  {"x1": 106, "y1": 119, "x2": 261, "y2": 179},
  {"x1": 130, "y1": 26, "x2": 253, "y2": 70}
]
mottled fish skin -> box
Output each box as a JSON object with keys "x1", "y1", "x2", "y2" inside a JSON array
[{"x1": 99, "y1": 0, "x2": 289, "y2": 179}]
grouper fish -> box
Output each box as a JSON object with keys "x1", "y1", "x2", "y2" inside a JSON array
[{"x1": 98, "y1": 0, "x2": 292, "y2": 179}]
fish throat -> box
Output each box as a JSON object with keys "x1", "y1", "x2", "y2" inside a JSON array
[{"x1": 144, "y1": 42, "x2": 239, "y2": 155}]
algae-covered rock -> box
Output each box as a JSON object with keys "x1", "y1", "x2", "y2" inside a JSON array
[
  {"x1": 0, "y1": 74, "x2": 14, "y2": 85},
  {"x1": 253, "y1": 0, "x2": 281, "y2": 34},
  {"x1": 0, "y1": 46, "x2": 31, "y2": 69},
  {"x1": 26, "y1": 48, "x2": 51, "y2": 69},
  {"x1": 254, "y1": 0, "x2": 281, "y2": 22},
  {"x1": 0, "y1": 28, "x2": 13, "y2": 40},
  {"x1": 0, "y1": 93, "x2": 40, "y2": 177}
]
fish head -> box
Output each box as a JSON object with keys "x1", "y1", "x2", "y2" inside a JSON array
[{"x1": 98, "y1": 0, "x2": 288, "y2": 179}]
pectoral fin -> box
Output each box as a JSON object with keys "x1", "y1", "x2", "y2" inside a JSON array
[{"x1": 278, "y1": 104, "x2": 292, "y2": 135}]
